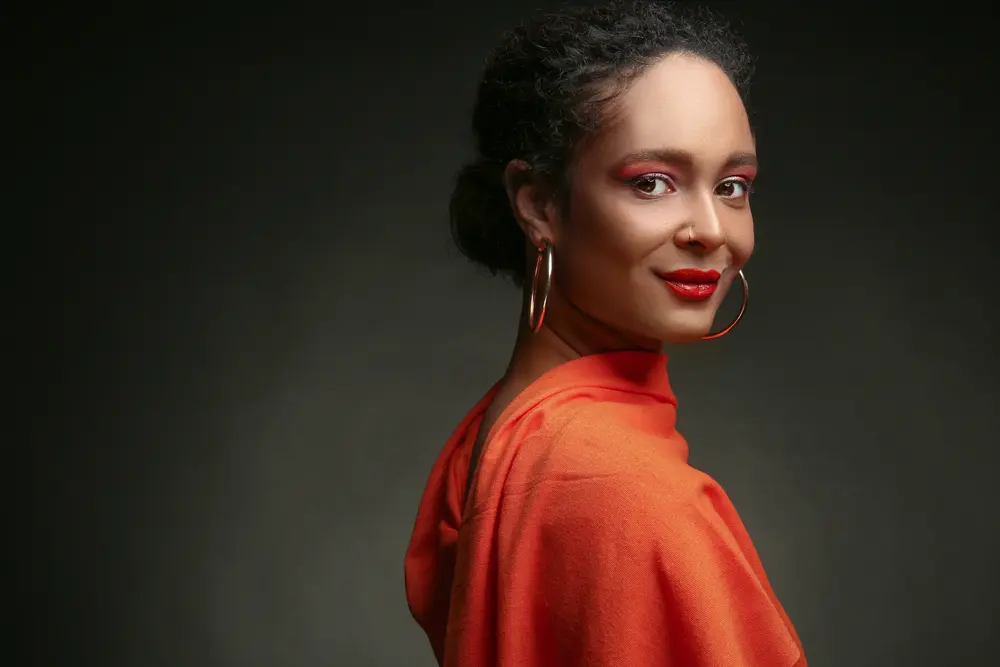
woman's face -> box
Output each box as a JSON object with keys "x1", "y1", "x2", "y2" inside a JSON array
[{"x1": 547, "y1": 54, "x2": 757, "y2": 345}]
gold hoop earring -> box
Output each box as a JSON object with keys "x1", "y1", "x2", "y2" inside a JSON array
[
  {"x1": 528, "y1": 240, "x2": 554, "y2": 332},
  {"x1": 702, "y1": 269, "x2": 748, "y2": 340}
]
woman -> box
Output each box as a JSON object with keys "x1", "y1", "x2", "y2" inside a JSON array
[{"x1": 405, "y1": 1, "x2": 807, "y2": 665}]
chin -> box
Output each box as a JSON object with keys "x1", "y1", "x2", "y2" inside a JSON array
[
  {"x1": 652, "y1": 315, "x2": 715, "y2": 344},
  {"x1": 659, "y1": 329, "x2": 708, "y2": 344}
]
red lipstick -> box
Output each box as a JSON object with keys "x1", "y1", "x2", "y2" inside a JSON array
[{"x1": 658, "y1": 268, "x2": 721, "y2": 301}]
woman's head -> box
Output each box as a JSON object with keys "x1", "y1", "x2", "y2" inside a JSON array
[{"x1": 451, "y1": 0, "x2": 756, "y2": 345}]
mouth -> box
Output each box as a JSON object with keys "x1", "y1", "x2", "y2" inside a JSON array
[{"x1": 657, "y1": 268, "x2": 722, "y2": 301}]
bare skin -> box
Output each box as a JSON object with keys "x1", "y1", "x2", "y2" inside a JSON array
[{"x1": 466, "y1": 54, "x2": 758, "y2": 498}]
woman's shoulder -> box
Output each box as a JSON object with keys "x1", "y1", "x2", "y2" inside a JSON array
[{"x1": 499, "y1": 389, "x2": 695, "y2": 501}]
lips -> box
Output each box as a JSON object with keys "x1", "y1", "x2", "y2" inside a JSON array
[
  {"x1": 660, "y1": 269, "x2": 721, "y2": 283},
  {"x1": 658, "y1": 268, "x2": 721, "y2": 301}
]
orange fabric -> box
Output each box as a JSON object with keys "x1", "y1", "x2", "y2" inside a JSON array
[{"x1": 405, "y1": 351, "x2": 807, "y2": 666}]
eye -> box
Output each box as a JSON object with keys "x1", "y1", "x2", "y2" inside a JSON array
[
  {"x1": 716, "y1": 177, "x2": 753, "y2": 200},
  {"x1": 629, "y1": 173, "x2": 675, "y2": 197}
]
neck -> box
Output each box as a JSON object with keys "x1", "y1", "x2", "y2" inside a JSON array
[{"x1": 501, "y1": 286, "x2": 660, "y2": 390}]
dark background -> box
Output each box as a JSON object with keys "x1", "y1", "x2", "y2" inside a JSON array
[{"x1": 18, "y1": 1, "x2": 998, "y2": 665}]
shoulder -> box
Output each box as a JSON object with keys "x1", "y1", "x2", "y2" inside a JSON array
[
  {"x1": 499, "y1": 430, "x2": 741, "y2": 581},
  {"x1": 501, "y1": 391, "x2": 693, "y2": 498},
  {"x1": 497, "y1": 440, "x2": 728, "y2": 577}
]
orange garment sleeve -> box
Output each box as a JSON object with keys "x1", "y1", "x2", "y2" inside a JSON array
[{"x1": 452, "y1": 470, "x2": 803, "y2": 667}]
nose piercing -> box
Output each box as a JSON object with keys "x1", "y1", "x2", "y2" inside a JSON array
[{"x1": 687, "y1": 227, "x2": 694, "y2": 243}]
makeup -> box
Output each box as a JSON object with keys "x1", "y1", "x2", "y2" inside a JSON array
[{"x1": 657, "y1": 268, "x2": 721, "y2": 301}]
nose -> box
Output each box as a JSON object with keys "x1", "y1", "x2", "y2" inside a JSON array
[{"x1": 673, "y1": 194, "x2": 726, "y2": 252}]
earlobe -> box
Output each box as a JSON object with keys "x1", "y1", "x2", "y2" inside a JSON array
[{"x1": 504, "y1": 159, "x2": 557, "y2": 247}]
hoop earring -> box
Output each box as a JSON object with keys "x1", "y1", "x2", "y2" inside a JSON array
[
  {"x1": 702, "y1": 269, "x2": 748, "y2": 340},
  {"x1": 528, "y1": 240, "x2": 554, "y2": 332}
]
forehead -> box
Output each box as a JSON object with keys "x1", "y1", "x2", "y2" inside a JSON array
[{"x1": 591, "y1": 54, "x2": 754, "y2": 164}]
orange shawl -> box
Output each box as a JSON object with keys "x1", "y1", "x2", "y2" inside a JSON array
[{"x1": 405, "y1": 351, "x2": 806, "y2": 666}]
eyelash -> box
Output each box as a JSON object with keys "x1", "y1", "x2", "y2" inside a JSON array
[
  {"x1": 718, "y1": 176, "x2": 755, "y2": 199},
  {"x1": 627, "y1": 173, "x2": 755, "y2": 199}
]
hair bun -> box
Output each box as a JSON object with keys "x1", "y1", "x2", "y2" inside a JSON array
[{"x1": 449, "y1": 161, "x2": 528, "y2": 284}]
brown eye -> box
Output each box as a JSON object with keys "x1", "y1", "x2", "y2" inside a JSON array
[
  {"x1": 631, "y1": 174, "x2": 674, "y2": 196},
  {"x1": 716, "y1": 178, "x2": 751, "y2": 199}
]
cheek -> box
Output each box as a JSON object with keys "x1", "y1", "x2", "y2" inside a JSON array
[
  {"x1": 566, "y1": 185, "x2": 668, "y2": 261},
  {"x1": 728, "y1": 216, "x2": 755, "y2": 266}
]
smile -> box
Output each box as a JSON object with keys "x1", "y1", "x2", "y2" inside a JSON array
[{"x1": 657, "y1": 268, "x2": 721, "y2": 302}]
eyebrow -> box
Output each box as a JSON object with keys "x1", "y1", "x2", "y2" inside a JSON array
[{"x1": 618, "y1": 148, "x2": 758, "y2": 171}]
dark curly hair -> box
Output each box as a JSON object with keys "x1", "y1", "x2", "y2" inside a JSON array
[{"x1": 449, "y1": 0, "x2": 754, "y2": 286}]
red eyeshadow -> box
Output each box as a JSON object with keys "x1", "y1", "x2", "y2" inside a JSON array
[{"x1": 613, "y1": 162, "x2": 671, "y2": 180}]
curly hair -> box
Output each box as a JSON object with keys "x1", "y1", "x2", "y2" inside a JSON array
[{"x1": 449, "y1": 0, "x2": 754, "y2": 286}]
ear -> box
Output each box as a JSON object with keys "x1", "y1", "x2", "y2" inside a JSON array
[{"x1": 503, "y1": 159, "x2": 560, "y2": 249}]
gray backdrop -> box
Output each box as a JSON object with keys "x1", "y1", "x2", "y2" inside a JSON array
[{"x1": 21, "y1": 1, "x2": 997, "y2": 665}]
